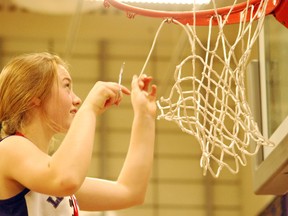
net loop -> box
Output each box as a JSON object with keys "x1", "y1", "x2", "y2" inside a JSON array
[
  {"x1": 137, "y1": 0, "x2": 275, "y2": 177},
  {"x1": 126, "y1": 11, "x2": 136, "y2": 19}
]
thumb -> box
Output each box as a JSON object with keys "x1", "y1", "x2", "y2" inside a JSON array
[{"x1": 132, "y1": 75, "x2": 140, "y2": 90}]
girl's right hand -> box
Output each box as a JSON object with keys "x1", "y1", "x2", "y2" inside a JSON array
[{"x1": 83, "y1": 81, "x2": 130, "y2": 115}]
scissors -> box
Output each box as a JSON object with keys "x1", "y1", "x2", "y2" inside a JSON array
[{"x1": 118, "y1": 62, "x2": 125, "y2": 93}]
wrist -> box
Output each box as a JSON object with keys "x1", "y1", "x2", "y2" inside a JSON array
[
  {"x1": 78, "y1": 103, "x2": 98, "y2": 116},
  {"x1": 133, "y1": 111, "x2": 156, "y2": 122}
]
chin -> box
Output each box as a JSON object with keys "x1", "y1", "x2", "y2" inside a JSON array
[{"x1": 51, "y1": 123, "x2": 70, "y2": 134}]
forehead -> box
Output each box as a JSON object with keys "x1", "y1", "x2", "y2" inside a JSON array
[{"x1": 57, "y1": 65, "x2": 72, "y2": 81}]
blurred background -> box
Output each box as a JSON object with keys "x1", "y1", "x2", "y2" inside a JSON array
[{"x1": 0, "y1": 0, "x2": 278, "y2": 215}]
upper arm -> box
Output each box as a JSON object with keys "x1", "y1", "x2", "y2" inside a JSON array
[{"x1": 0, "y1": 136, "x2": 76, "y2": 196}]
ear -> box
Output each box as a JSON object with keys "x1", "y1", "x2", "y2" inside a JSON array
[{"x1": 31, "y1": 97, "x2": 41, "y2": 106}]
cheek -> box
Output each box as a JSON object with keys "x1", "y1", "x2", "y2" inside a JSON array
[
  {"x1": 41, "y1": 87, "x2": 74, "y2": 131},
  {"x1": 55, "y1": 97, "x2": 72, "y2": 117},
  {"x1": 43, "y1": 95, "x2": 70, "y2": 120},
  {"x1": 57, "y1": 93, "x2": 74, "y2": 121},
  {"x1": 44, "y1": 100, "x2": 60, "y2": 120},
  {"x1": 43, "y1": 99, "x2": 72, "y2": 132}
]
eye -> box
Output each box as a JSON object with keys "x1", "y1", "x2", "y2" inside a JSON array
[{"x1": 64, "y1": 82, "x2": 71, "y2": 89}]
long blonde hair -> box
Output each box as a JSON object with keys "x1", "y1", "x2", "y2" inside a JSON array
[{"x1": 0, "y1": 52, "x2": 68, "y2": 137}]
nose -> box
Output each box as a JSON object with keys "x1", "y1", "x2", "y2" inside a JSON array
[{"x1": 72, "y1": 92, "x2": 82, "y2": 107}]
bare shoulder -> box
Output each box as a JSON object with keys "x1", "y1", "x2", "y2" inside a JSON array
[
  {"x1": 0, "y1": 135, "x2": 34, "y2": 155},
  {"x1": 0, "y1": 135, "x2": 38, "y2": 171},
  {"x1": 0, "y1": 136, "x2": 27, "y2": 165},
  {"x1": 0, "y1": 135, "x2": 36, "y2": 198}
]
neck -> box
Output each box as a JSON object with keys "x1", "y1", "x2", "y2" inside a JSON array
[{"x1": 19, "y1": 119, "x2": 55, "y2": 153}]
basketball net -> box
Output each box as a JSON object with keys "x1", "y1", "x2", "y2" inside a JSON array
[
  {"x1": 135, "y1": 0, "x2": 275, "y2": 177},
  {"x1": 104, "y1": 0, "x2": 277, "y2": 177}
]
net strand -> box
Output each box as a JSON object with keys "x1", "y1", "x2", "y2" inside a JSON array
[{"x1": 139, "y1": 0, "x2": 274, "y2": 177}]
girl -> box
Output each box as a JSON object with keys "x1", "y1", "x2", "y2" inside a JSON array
[{"x1": 0, "y1": 52, "x2": 157, "y2": 215}]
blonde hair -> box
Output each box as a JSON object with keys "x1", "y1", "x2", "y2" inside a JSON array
[{"x1": 0, "y1": 52, "x2": 68, "y2": 137}]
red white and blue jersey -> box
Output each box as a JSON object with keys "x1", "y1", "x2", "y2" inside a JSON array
[{"x1": 0, "y1": 188, "x2": 79, "y2": 216}]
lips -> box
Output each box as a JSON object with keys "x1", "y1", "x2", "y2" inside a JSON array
[{"x1": 70, "y1": 109, "x2": 77, "y2": 114}]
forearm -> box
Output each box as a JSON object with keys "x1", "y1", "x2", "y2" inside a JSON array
[
  {"x1": 75, "y1": 113, "x2": 155, "y2": 211},
  {"x1": 117, "y1": 113, "x2": 155, "y2": 200}
]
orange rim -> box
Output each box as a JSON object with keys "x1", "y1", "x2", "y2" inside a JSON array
[{"x1": 104, "y1": 0, "x2": 281, "y2": 25}]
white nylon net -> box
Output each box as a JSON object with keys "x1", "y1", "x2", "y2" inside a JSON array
[{"x1": 139, "y1": 0, "x2": 274, "y2": 177}]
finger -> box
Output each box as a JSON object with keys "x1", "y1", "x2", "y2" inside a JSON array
[
  {"x1": 104, "y1": 86, "x2": 122, "y2": 107},
  {"x1": 105, "y1": 98, "x2": 120, "y2": 108},
  {"x1": 149, "y1": 84, "x2": 157, "y2": 98},
  {"x1": 138, "y1": 74, "x2": 147, "y2": 89},
  {"x1": 119, "y1": 85, "x2": 130, "y2": 95},
  {"x1": 132, "y1": 75, "x2": 140, "y2": 90},
  {"x1": 106, "y1": 82, "x2": 130, "y2": 97},
  {"x1": 103, "y1": 89, "x2": 116, "y2": 108},
  {"x1": 106, "y1": 95, "x2": 120, "y2": 107},
  {"x1": 136, "y1": 75, "x2": 149, "y2": 91},
  {"x1": 115, "y1": 87, "x2": 125, "y2": 106},
  {"x1": 142, "y1": 76, "x2": 153, "y2": 92}
]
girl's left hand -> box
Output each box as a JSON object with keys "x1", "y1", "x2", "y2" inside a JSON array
[{"x1": 131, "y1": 74, "x2": 157, "y2": 118}]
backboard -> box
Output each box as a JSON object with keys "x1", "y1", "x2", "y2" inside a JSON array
[{"x1": 248, "y1": 15, "x2": 288, "y2": 195}]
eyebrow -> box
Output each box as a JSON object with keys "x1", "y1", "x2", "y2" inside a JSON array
[{"x1": 62, "y1": 77, "x2": 72, "y2": 82}]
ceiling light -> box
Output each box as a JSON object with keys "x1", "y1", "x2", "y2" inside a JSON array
[
  {"x1": 11, "y1": 0, "x2": 103, "y2": 14},
  {"x1": 121, "y1": 0, "x2": 211, "y2": 4}
]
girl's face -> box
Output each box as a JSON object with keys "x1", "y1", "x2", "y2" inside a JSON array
[{"x1": 43, "y1": 65, "x2": 82, "y2": 133}]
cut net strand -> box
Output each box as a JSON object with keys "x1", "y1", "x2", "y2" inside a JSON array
[{"x1": 139, "y1": 0, "x2": 274, "y2": 177}]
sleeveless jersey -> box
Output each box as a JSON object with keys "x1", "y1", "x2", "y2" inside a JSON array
[{"x1": 0, "y1": 188, "x2": 79, "y2": 216}]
